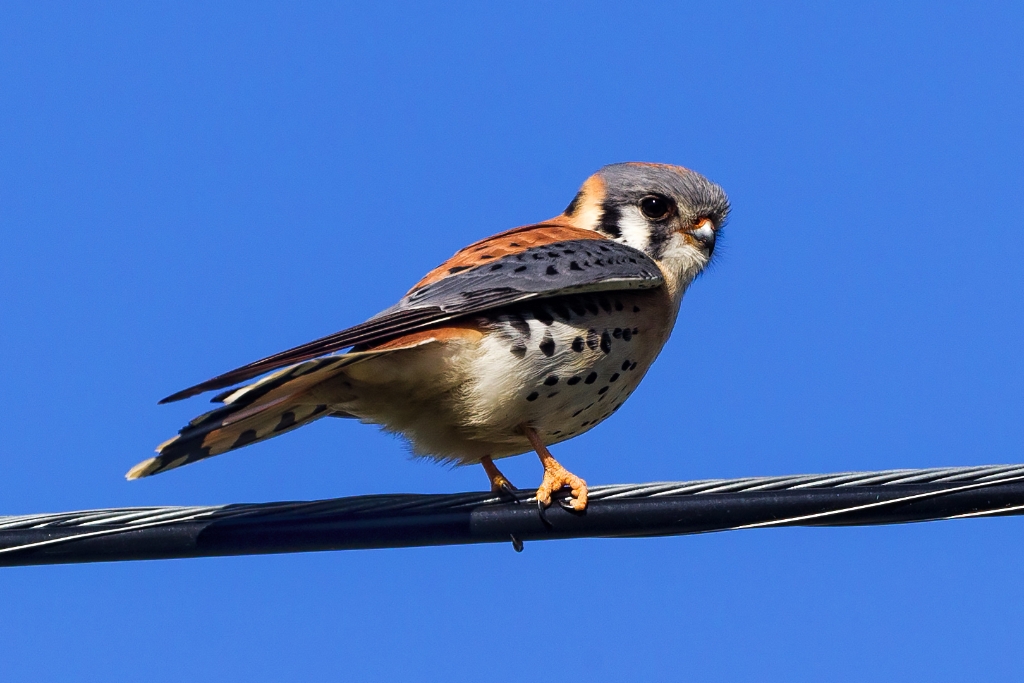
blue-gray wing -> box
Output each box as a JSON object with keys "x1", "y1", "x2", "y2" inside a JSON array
[{"x1": 161, "y1": 238, "x2": 663, "y2": 402}]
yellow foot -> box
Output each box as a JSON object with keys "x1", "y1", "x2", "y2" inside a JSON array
[
  {"x1": 481, "y1": 456, "x2": 515, "y2": 493},
  {"x1": 524, "y1": 426, "x2": 588, "y2": 511}
]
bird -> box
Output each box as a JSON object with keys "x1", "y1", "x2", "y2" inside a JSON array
[{"x1": 128, "y1": 162, "x2": 730, "y2": 511}]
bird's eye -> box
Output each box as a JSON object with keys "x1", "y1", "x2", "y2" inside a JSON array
[{"x1": 639, "y1": 195, "x2": 674, "y2": 220}]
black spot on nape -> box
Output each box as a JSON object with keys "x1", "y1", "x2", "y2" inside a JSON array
[
  {"x1": 586, "y1": 329, "x2": 599, "y2": 350},
  {"x1": 552, "y1": 302, "x2": 571, "y2": 320},
  {"x1": 598, "y1": 386, "x2": 609, "y2": 394},
  {"x1": 544, "y1": 375, "x2": 559, "y2": 386},
  {"x1": 526, "y1": 391, "x2": 539, "y2": 401},
  {"x1": 614, "y1": 299, "x2": 624, "y2": 311},
  {"x1": 232, "y1": 429, "x2": 259, "y2": 449},
  {"x1": 622, "y1": 328, "x2": 632, "y2": 341},
  {"x1": 546, "y1": 265, "x2": 558, "y2": 276},
  {"x1": 490, "y1": 263, "x2": 503, "y2": 271},
  {"x1": 622, "y1": 359, "x2": 631, "y2": 371},
  {"x1": 584, "y1": 372, "x2": 598, "y2": 384},
  {"x1": 539, "y1": 333, "x2": 556, "y2": 357},
  {"x1": 571, "y1": 336, "x2": 584, "y2": 352},
  {"x1": 564, "y1": 191, "x2": 583, "y2": 216},
  {"x1": 600, "y1": 331, "x2": 612, "y2": 354},
  {"x1": 274, "y1": 411, "x2": 297, "y2": 433},
  {"x1": 510, "y1": 344, "x2": 527, "y2": 358},
  {"x1": 633, "y1": 305, "x2": 641, "y2": 313},
  {"x1": 609, "y1": 373, "x2": 620, "y2": 383},
  {"x1": 569, "y1": 261, "x2": 583, "y2": 271},
  {"x1": 533, "y1": 307, "x2": 554, "y2": 325},
  {"x1": 448, "y1": 265, "x2": 470, "y2": 274},
  {"x1": 597, "y1": 295, "x2": 611, "y2": 312},
  {"x1": 612, "y1": 327, "x2": 622, "y2": 338},
  {"x1": 598, "y1": 201, "x2": 622, "y2": 237},
  {"x1": 514, "y1": 265, "x2": 527, "y2": 272},
  {"x1": 567, "y1": 376, "x2": 582, "y2": 385}
]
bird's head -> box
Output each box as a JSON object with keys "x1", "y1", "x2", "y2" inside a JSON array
[{"x1": 561, "y1": 162, "x2": 730, "y2": 292}]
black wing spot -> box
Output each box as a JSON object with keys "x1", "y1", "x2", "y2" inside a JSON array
[
  {"x1": 612, "y1": 328, "x2": 622, "y2": 339},
  {"x1": 546, "y1": 265, "x2": 558, "y2": 276},
  {"x1": 570, "y1": 300, "x2": 588, "y2": 316},
  {"x1": 600, "y1": 331, "x2": 612, "y2": 354},
  {"x1": 609, "y1": 373, "x2": 620, "y2": 383},
  {"x1": 547, "y1": 251, "x2": 560, "y2": 258},
  {"x1": 571, "y1": 337, "x2": 585, "y2": 352},
  {"x1": 586, "y1": 329, "x2": 599, "y2": 350},
  {"x1": 567, "y1": 376, "x2": 582, "y2": 385},
  {"x1": 622, "y1": 328, "x2": 632, "y2": 341},
  {"x1": 526, "y1": 392, "x2": 539, "y2": 401},
  {"x1": 509, "y1": 242, "x2": 521, "y2": 247},
  {"x1": 510, "y1": 344, "x2": 527, "y2": 358},
  {"x1": 614, "y1": 299, "x2": 624, "y2": 311},
  {"x1": 569, "y1": 261, "x2": 583, "y2": 271},
  {"x1": 544, "y1": 375, "x2": 559, "y2": 386},
  {"x1": 629, "y1": 362, "x2": 638, "y2": 370},
  {"x1": 584, "y1": 372, "x2": 598, "y2": 385},
  {"x1": 539, "y1": 334, "x2": 556, "y2": 357},
  {"x1": 585, "y1": 300, "x2": 599, "y2": 315},
  {"x1": 532, "y1": 253, "x2": 544, "y2": 260},
  {"x1": 547, "y1": 392, "x2": 559, "y2": 398},
  {"x1": 514, "y1": 265, "x2": 527, "y2": 272},
  {"x1": 597, "y1": 295, "x2": 612, "y2": 312},
  {"x1": 598, "y1": 386, "x2": 609, "y2": 395},
  {"x1": 480, "y1": 254, "x2": 494, "y2": 260},
  {"x1": 448, "y1": 266, "x2": 471, "y2": 274},
  {"x1": 552, "y1": 302, "x2": 571, "y2": 320},
  {"x1": 622, "y1": 359, "x2": 631, "y2": 371},
  {"x1": 490, "y1": 264, "x2": 503, "y2": 271}
]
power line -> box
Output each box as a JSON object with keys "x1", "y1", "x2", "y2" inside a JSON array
[{"x1": 2, "y1": 463, "x2": 1024, "y2": 566}]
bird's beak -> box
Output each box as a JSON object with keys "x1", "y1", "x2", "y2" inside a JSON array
[{"x1": 683, "y1": 217, "x2": 717, "y2": 253}]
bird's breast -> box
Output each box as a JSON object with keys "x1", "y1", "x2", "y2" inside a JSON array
[{"x1": 453, "y1": 288, "x2": 675, "y2": 453}]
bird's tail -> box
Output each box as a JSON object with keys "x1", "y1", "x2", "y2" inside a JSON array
[{"x1": 127, "y1": 354, "x2": 366, "y2": 479}]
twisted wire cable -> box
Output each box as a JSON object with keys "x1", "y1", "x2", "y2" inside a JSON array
[{"x1": 2, "y1": 463, "x2": 1024, "y2": 566}]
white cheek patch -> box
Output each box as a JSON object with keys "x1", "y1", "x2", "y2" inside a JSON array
[{"x1": 615, "y1": 207, "x2": 652, "y2": 253}]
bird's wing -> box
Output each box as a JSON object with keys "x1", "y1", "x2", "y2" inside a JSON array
[{"x1": 161, "y1": 223, "x2": 663, "y2": 403}]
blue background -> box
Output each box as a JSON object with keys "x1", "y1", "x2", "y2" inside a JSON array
[{"x1": 2, "y1": 2, "x2": 1023, "y2": 680}]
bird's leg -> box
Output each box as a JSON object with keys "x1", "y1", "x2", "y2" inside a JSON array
[
  {"x1": 524, "y1": 426, "x2": 588, "y2": 511},
  {"x1": 481, "y1": 456, "x2": 515, "y2": 494}
]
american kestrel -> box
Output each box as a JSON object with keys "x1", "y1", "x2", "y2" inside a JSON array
[{"x1": 129, "y1": 163, "x2": 730, "y2": 511}]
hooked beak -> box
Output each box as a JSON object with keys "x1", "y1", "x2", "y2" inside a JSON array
[{"x1": 684, "y1": 217, "x2": 717, "y2": 254}]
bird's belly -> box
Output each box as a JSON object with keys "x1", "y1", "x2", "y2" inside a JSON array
[
  {"x1": 453, "y1": 290, "x2": 672, "y2": 457},
  {"x1": 334, "y1": 290, "x2": 674, "y2": 464}
]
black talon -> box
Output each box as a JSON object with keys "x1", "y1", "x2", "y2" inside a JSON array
[
  {"x1": 499, "y1": 481, "x2": 520, "y2": 505},
  {"x1": 510, "y1": 534, "x2": 524, "y2": 552},
  {"x1": 537, "y1": 499, "x2": 554, "y2": 528}
]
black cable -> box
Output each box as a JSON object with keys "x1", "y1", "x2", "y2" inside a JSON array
[{"x1": 2, "y1": 463, "x2": 1023, "y2": 567}]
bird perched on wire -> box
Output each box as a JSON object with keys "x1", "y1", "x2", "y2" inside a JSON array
[{"x1": 129, "y1": 162, "x2": 730, "y2": 511}]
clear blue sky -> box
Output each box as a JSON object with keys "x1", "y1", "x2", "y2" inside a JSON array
[{"x1": 2, "y1": 2, "x2": 1023, "y2": 680}]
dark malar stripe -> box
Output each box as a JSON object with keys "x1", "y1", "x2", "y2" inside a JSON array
[{"x1": 597, "y1": 201, "x2": 621, "y2": 237}]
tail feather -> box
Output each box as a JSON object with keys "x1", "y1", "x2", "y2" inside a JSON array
[{"x1": 128, "y1": 353, "x2": 368, "y2": 479}]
